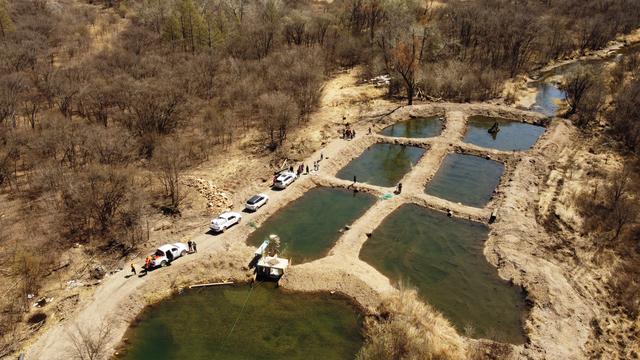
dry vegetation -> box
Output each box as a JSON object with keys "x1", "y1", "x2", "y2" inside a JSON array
[
  {"x1": 543, "y1": 48, "x2": 640, "y2": 357},
  {"x1": 357, "y1": 287, "x2": 466, "y2": 360},
  {"x1": 1, "y1": 0, "x2": 640, "y2": 357}
]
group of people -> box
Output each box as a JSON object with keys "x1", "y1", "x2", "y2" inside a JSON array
[
  {"x1": 129, "y1": 255, "x2": 155, "y2": 275},
  {"x1": 187, "y1": 240, "x2": 198, "y2": 253},
  {"x1": 342, "y1": 127, "x2": 356, "y2": 140},
  {"x1": 281, "y1": 152, "x2": 325, "y2": 180},
  {"x1": 130, "y1": 241, "x2": 198, "y2": 276}
]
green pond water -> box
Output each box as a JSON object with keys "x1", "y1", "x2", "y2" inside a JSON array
[
  {"x1": 380, "y1": 116, "x2": 444, "y2": 138},
  {"x1": 119, "y1": 284, "x2": 363, "y2": 360},
  {"x1": 360, "y1": 204, "x2": 526, "y2": 343},
  {"x1": 463, "y1": 115, "x2": 545, "y2": 151},
  {"x1": 247, "y1": 187, "x2": 376, "y2": 263},
  {"x1": 336, "y1": 144, "x2": 425, "y2": 187},
  {"x1": 425, "y1": 153, "x2": 504, "y2": 207}
]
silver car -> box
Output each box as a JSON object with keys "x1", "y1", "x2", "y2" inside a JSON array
[
  {"x1": 273, "y1": 171, "x2": 297, "y2": 189},
  {"x1": 210, "y1": 211, "x2": 242, "y2": 232},
  {"x1": 245, "y1": 193, "x2": 269, "y2": 211}
]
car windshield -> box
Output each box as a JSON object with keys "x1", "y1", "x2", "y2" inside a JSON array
[
  {"x1": 247, "y1": 195, "x2": 262, "y2": 204},
  {"x1": 154, "y1": 249, "x2": 164, "y2": 257}
]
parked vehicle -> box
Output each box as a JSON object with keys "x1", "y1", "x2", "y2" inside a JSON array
[
  {"x1": 210, "y1": 211, "x2": 242, "y2": 232},
  {"x1": 245, "y1": 193, "x2": 269, "y2": 211},
  {"x1": 273, "y1": 171, "x2": 297, "y2": 189},
  {"x1": 147, "y1": 243, "x2": 189, "y2": 268}
]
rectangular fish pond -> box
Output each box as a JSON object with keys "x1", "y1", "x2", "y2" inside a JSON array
[
  {"x1": 425, "y1": 153, "x2": 504, "y2": 208},
  {"x1": 463, "y1": 115, "x2": 545, "y2": 151},
  {"x1": 360, "y1": 204, "x2": 527, "y2": 343},
  {"x1": 118, "y1": 283, "x2": 363, "y2": 360},
  {"x1": 336, "y1": 143, "x2": 425, "y2": 187},
  {"x1": 379, "y1": 115, "x2": 444, "y2": 138},
  {"x1": 247, "y1": 187, "x2": 376, "y2": 263}
]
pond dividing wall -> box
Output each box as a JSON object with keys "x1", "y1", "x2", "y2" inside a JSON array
[
  {"x1": 336, "y1": 143, "x2": 425, "y2": 187},
  {"x1": 119, "y1": 284, "x2": 363, "y2": 360},
  {"x1": 463, "y1": 115, "x2": 545, "y2": 151},
  {"x1": 379, "y1": 115, "x2": 444, "y2": 138},
  {"x1": 247, "y1": 187, "x2": 376, "y2": 263},
  {"x1": 425, "y1": 153, "x2": 504, "y2": 207},
  {"x1": 360, "y1": 204, "x2": 527, "y2": 343}
]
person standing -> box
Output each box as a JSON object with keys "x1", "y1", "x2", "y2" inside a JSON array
[
  {"x1": 130, "y1": 263, "x2": 136, "y2": 275},
  {"x1": 305, "y1": 165, "x2": 309, "y2": 174},
  {"x1": 192, "y1": 241, "x2": 198, "y2": 253},
  {"x1": 187, "y1": 240, "x2": 193, "y2": 253}
]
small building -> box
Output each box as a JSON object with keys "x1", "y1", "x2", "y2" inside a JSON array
[{"x1": 256, "y1": 255, "x2": 290, "y2": 280}]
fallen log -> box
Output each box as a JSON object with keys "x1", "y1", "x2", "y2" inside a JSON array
[{"x1": 189, "y1": 281, "x2": 234, "y2": 289}]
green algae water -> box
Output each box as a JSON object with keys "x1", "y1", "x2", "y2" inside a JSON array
[
  {"x1": 336, "y1": 144, "x2": 425, "y2": 187},
  {"x1": 463, "y1": 115, "x2": 545, "y2": 151},
  {"x1": 120, "y1": 284, "x2": 363, "y2": 360},
  {"x1": 380, "y1": 116, "x2": 444, "y2": 138},
  {"x1": 247, "y1": 187, "x2": 376, "y2": 263},
  {"x1": 360, "y1": 204, "x2": 526, "y2": 343},
  {"x1": 425, "y1": 153, "x2": 504, "y2": 207}
]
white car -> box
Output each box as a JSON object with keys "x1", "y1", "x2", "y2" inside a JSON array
[
  {"x1": 149, "y1": 243, "x2": 189, "y2": 268},
  {"x1": 210, "y1": 211, "x2": 242, "y2": 232},
  {"x1": 245, "y1": 193, "x2": 269, "y2": 211},
  {"x1": 273, "y1": 171, "x2": 297, "y2": 189}
]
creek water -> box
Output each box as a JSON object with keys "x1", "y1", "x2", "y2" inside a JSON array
[
  {"x1": 360, "y1": 204, "x2": 527, "y2": 344},
  {"x1": 119, "y1": 284, "x2": 363, "y2": 360},
  {"x1": 528, "y1": 42, "x2": 640, "y2": 116},
  {"x1": 463, "y1": 115, "x2": 545, "y2": 151},
  {"x1": 380, "y1": 116, "x2": 444, "y2": 138},
  {"x1": 336, "y1": 143, "x2": 425, "y2": 187},
  {"x1": 246, "y1": 187, "x2": 376, "y2": 263},
  {"x1": 425, "y1": 153, "x2": 504, "y2": 207},
  {"x1": 530, "y1": 82, "x2": 567, "y2": 116}
]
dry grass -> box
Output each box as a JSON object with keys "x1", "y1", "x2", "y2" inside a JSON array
[{"x1": 357, "y1": 286, "x2": 466, "y2": 360}]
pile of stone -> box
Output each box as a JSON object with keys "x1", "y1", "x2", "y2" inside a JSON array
[{"x1": 182, "y1": 176, "x2": 233, "y2": 212}]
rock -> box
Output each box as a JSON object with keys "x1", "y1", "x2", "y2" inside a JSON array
[{"x1": 90, "y1": 265, "x2": 106, "y2": 280}]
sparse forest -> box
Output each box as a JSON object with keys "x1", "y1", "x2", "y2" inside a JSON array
[{"x1": 1, "y1": 0, "x2": 640, "y2": 357}]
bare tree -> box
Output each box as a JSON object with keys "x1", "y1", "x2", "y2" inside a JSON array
[
  {"x1": 0, "y1": 74, "x2": 27, "y2": 127},
  {"x1": 257, "y1": 91, "x2": 298, "y2": 149},
  {"x1": 609, "y1": 78, "x2": 640, "y2": 154},
  {"x1": 561, "y1": 66, "x2": 596, "y2": 118},
  {"x1": 153, "y1": 138, "x2": 188, "y2": 212},
  {"x1": 378, "y1": 29, "x2": 425, "y2": 105},
  {"x1": 67, "y1": 321, "x2": 113, "y2": 360}
]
